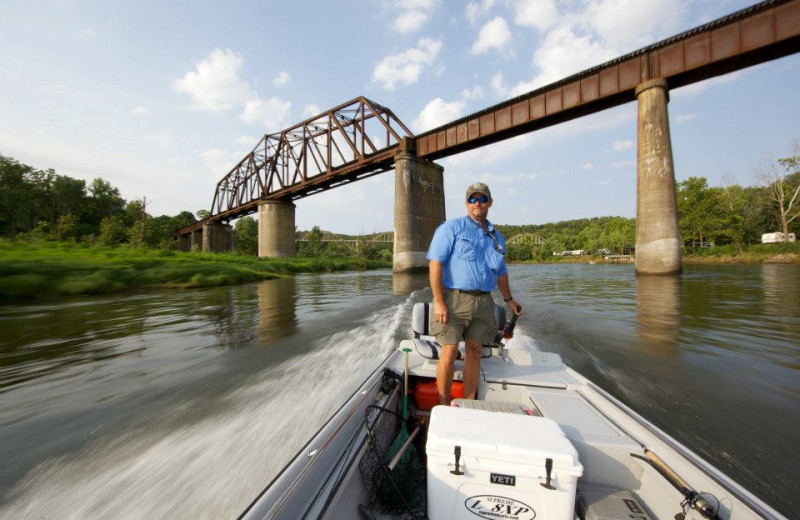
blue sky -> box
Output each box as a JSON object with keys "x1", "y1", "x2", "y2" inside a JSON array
[{"x1": 1, "y1": 0, "x2": 797, "y2": 234}]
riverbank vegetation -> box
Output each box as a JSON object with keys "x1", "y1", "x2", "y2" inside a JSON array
[{"x1": 0, "y1": 240, "x2": 389, "y2": 302}]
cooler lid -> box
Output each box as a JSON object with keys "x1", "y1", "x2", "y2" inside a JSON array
[{"x1": 426, "y1": 404, "x2": 582, "y2": 472}]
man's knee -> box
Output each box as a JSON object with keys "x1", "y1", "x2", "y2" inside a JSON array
[
  {"x1": 463, "y1": 338, "x2": 481, "y2": 355},
  {"x1": 439, "y1": 344, "x2": 459, "y2": 364}
]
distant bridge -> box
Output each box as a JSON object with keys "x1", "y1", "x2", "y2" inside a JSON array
[
  {"x1": 296, "y1": 231, "x2": 394, "y2": 247},
  {"x1": 506, "y1": 233, "x2": 546, "y2": 246}
]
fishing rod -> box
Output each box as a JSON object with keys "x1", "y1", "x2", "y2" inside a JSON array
[
  {"x1": 575, "y1": 387, "x2": 720, "y2": 520},
  {"x1": 631, "y1": 449, "x2": 719, "y2": 520}
]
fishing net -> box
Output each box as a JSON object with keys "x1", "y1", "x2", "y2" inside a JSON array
[{"x1": 359, "y1": 377, "x2": 427, "y2": 520}]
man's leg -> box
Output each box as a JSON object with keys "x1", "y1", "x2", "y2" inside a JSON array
[
  {"x1": 437, "y1": 344, "x2": 459, "y2": 405},
  {"x1": 462, "y1": 338, "x2": 482, "y2": 399}
]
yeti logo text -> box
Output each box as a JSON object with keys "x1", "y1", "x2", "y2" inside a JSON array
[{"x1": 490, "y1": 473, "x2": 516, "y2": 486}]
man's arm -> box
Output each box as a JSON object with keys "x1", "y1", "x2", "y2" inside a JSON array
[
  {"x1": 497, "y1": 273, "x2": 521, "y2": 315},
  {"x1": 429, "y1": 259, "x2": 448, "y2": 324}
]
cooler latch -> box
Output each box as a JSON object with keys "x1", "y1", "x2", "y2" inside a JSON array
[
  {"x1": 450, "y1": 445, "x2": 464, "y2": 476},
  {"x1": 540, "y1": 457, "x2": 556, "y2": 490}
]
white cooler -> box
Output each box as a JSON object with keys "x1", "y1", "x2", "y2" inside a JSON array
[{"x1": 426, "y1": 404, "x2": 583, "y2": 520}]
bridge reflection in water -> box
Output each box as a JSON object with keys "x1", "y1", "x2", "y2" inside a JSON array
[
  {"x1": 257, "y1": 277, "x2": 297, "y2": 345},
  {"x1": 636, "y1": 275, "x2": 680, "y2": 355}
]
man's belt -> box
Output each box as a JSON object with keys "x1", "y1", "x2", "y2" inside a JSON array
[{"x1": 448, "y1": 288, "x2": 490, "y2": 296}]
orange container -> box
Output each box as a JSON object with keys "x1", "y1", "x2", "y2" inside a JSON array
[{"x1": 413, "y1": 379, "x2": 463, "y2": 411}]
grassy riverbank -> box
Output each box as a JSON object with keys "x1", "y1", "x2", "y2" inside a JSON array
[
  {"x1": 513, "y1": 243, "x2": 800, "y2": 265},
  {"x1": 0, "y1": 240, "x2": 390, "y2": 302},
  {"x1": 682, "y1": 243, "x2": 800, "y2": 264}
]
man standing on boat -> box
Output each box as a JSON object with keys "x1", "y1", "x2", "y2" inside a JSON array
[{"x1": 427, "y1": 182, "x2": 521, "y2": 405}]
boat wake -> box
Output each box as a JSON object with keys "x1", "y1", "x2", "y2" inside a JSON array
[{"x1": 0, "y1": 298, "x2": 416, "y2": 520}]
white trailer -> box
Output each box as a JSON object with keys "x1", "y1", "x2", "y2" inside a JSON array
[{"x1": 762, "y1": 232, "x2": 797, "y2": 243}]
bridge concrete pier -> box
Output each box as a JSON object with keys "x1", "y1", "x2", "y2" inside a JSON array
[
  {"x1": 191, "y1": 228, "x2": 203, "y2": 252},
  {"x1": 393, "y1": 152, "x2": 445, "y2": 273},
  {"x1": 202, "y1": 222, "x2": 233, "y2": 253},
  {"x1": 258, "y1": 200, "x2": 296, "y2": 258},
  {"x1": 177, "y1": 234, "x2": 191, "y2": 252},
  {"x1": 634, "y1": 78, "x2": 682, "y2": 276}
]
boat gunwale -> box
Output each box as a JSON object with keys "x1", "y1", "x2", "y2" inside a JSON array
[{"x1": 237, "y1": 348, "x2": 402, "y2": 520}]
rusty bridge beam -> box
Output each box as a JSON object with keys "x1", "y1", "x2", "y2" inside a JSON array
[{"x1": 416, "y1": 0, "x2": 800, "y2": 161}]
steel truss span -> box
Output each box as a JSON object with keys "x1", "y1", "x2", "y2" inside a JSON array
[{"x1": 210, "y1": 96, "x2": 413, "y2": 223}]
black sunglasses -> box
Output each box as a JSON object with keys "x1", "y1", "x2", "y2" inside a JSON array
[{"x1": 467, "y1": 195, "x2": 489, "y2": 204}]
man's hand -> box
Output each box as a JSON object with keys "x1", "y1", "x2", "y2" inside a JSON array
[
  {"x1": 433, "y1": 299, "x2": 448, "y2": 324},
  {"x1": 506, "y1": 299, "x2": 522, "y2": 315}
]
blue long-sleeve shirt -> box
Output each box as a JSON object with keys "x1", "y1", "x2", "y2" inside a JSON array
[{"x1": 426, "y1": 216, "x2": 507, "y2": 292}]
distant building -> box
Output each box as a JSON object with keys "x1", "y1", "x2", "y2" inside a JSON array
[{"x1": 762, "y1": 232, "x2": 796, "y2": 243}]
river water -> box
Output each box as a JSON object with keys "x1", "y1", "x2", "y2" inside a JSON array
[{"x1": 0, "y1": 264, "x2": 797, "y2": 518}]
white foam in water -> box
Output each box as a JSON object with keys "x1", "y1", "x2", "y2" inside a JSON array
[{"x1": 0, "y1": 300, "x2": 412, "y2": 519}]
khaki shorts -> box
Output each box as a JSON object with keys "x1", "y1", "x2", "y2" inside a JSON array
[{"x1": 432, "y1": 289, "x2": 497, "y2": 345}]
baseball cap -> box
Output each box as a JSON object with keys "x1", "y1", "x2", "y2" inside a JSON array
[{"x1": 466, "y1": 182, "x2": 491, "y2": 199}]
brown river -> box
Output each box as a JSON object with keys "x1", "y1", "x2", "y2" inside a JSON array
[{"x1": 0, "y1": 263, "x2": 798, "y2": 519}]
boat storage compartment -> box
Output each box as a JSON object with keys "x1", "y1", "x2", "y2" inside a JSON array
[{"x1": 426, "y1": 404, "x2": 583, "y2": 520}]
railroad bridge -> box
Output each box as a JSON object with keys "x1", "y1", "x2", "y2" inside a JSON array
[{"x1": 175, "y1": 0, "x2": 800, "y2": 275}]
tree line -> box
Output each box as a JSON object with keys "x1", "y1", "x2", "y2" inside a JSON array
[
  {"x1": 0, "y1": 154, "x2": 197, "y2": 249},
  {"x1": 1, "y1": 149, "x2": 797, "y2": 259}
]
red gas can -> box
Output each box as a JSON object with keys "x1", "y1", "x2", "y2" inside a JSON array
[{"x1": 413, "y1": 378, "x2": 464, "y2": 411}]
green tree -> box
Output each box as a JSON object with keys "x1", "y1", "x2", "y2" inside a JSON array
[
  {"x1": 603, "y1": 217, "x2": 636, "y2": 253},
  {"x1": 98, "y1": 215, "x2": 128, "y2": 246},
  {"x1": 51, "y1": 174, "x2": 87, "y2": 225},
  {"x1": 233, "y1": 216, "x2": 258, "y2": 255},
  {"x1": 301, "y1": 226, "x2": 323, "y2": 257},
  {"x1": 0, "y1": 155, "x2": 38, "y2": 236},
  {"x1": 85, "y1": 178, "x2": 125, "y2": 235},
  {"x1": 677, "y1": 177, "x2": 721, "y2": 247}
]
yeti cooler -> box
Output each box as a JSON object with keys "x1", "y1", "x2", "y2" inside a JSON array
[{"x1": 426, "y1": 404, "x2": 583, "y2": 520}]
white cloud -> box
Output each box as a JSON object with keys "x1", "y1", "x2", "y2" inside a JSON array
[
  {"x1": 175, "y1": 48, "x2": 292, "y2": 130},
  {"x1": 202, "y1": 148, "x2": 243, "y2": 176},
  {"x1": 272, "y1": 71, "x2": 291, "y2": 86},
  {"x1": 412, "y1": 97, "x2": 466, "y2": 132},
  {"x1": 513, "y1": 0, "x2": 559, "y2": 31},
  {"x1": 584, "y1": 0, "x2": 687, "y2": 50},
  {"x1": 466, "y1": 0, "x2": 496, "y2": 25},
  {"x1": 303, "y1": 104, "x2": 321, "y2": 118},
  {"x1": 500, "y1": 1, "x2": 691, "y2": 101},
  {"x1": 675, "y1": 113, "x2": 697, "y2": 123},
  {"x1": 372, "y1": 38, "x2": 443, "y2": 90},
  {"x1": 236, "y1": 135, "x2": 257, "y2": 146},
  {"x1": 389, "y1": 0, "x2": 438, "y2": 33},
  {"x1": 490, "y1": 71, "x2": 506, "y2": 96},
  {"x1": 582, "y1": 162, "x2": 594, "y2": 171},
  {"x1": 471, "y1": 16, "x2": 512, "y2": 55},
  {"x1": 527, "y1": 25, "x2": 618, "y2": 89},
  {"x1": 461, "y1": 85, "x2": 485, "y2": 100},
  {"x1": 131, "y1": 106, "x2": 151, "y2": 116},
  {"x1": 240, "y1": 97, "x2": 292, "y2": 130},
  {"x1": 393, "y1": 11, "x2": 429, "y2": 33},
  {"x1": 173, "y1": 48, "x2": 254, "y2": 111},
  {"x1": 613, "y1": 139, "x2": 633, "y2": 151}
]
